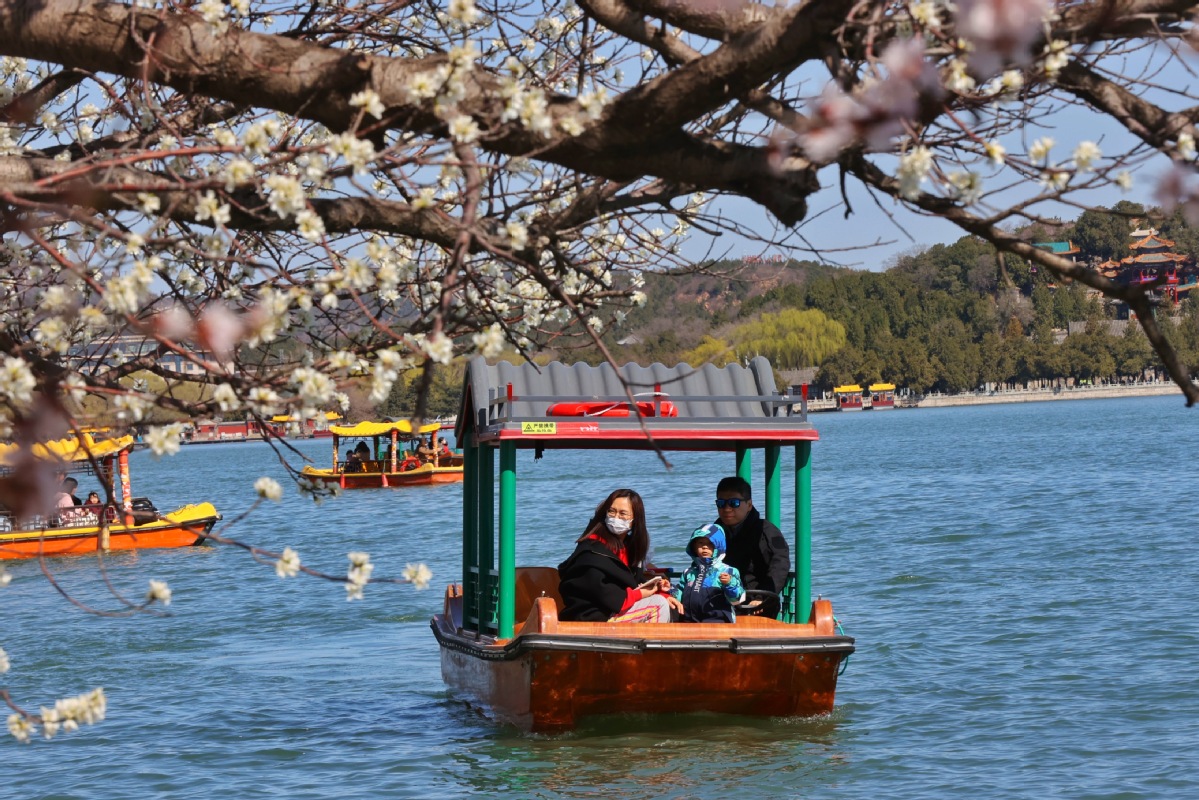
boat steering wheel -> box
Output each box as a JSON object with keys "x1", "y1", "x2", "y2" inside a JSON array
[{"x1": 738, "y1": 589, "x2": 780, "y2": 611}]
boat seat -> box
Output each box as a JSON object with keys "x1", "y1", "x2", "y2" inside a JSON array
[{"x1": 514, "y1": 567, "x2": 563, "y2": 621}]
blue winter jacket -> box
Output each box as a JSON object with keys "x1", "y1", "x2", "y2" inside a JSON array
[{"x1": 671, "y1": 524, "x2": 745, "y2": 623}]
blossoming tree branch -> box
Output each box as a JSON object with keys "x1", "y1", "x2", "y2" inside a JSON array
[{"x1": 1, "y1": 0, "x2": 1199, "y2": 739}]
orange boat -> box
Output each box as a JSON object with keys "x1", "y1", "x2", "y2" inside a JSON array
[
  {"x1": 300, "y1": 420, "x2": 463, "y2": 489},
  {"x1": 0, "y1": 434, "x2": 221, "y2": 560},
  {"x1": 432, "y1": 357, "x2": 855, "y2": 732}
]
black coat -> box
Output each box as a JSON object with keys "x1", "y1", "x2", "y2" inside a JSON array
[
  {"x1": 557, "y1": 538, "x2": 641, "y2": 622},
  {"x1": 720, "y1": 507, "x2": 790, "y2": 595}
]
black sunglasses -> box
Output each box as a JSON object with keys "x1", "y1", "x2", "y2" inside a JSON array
[{"x1": 714, "y1": 498, "x2": 745, "y2": 509}]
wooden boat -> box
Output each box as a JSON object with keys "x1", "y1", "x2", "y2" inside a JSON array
[
  {"x1": 867, "y1": 382, "x2": 896, "y2": 410},
  {"x1": 0, "y1": 434, "x2": 221, "y2": 560},
  {"x1": 432, "y1": 357, "x2": 855, "y2": 732},
  {"x1": 833, "y1": 384, "x2": 864, "y2": 411},
  {"x1": 299, "y1": 420, "x2": 464, "y2": 489}
]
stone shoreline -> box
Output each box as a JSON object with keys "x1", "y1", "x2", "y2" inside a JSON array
[
  {"x1": 807, "y1": 382, "x2": 1187, "y2": 411},
  {"x1": 913, "y1": 383, "x2": 1185, "y2": 407}
]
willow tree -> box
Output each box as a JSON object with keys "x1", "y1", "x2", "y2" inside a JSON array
[
  {"x1": 3, "y1": 0, "x2": 1199, "y2": 738},
  {"x1": 733, "y1": 308, "x2": 847, "y2": 369}
]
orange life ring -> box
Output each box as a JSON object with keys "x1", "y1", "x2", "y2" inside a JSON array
[
  {"x1": 400, "y1": 456, "x2": 421, "y2": 471},
  {"x1": 545, "y1": 400, "x2": 678, "y2": 418}
]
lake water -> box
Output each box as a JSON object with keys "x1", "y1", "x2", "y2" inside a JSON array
[{"x1": 4, "y1": 395, "x2": 1198, "y2": 798}]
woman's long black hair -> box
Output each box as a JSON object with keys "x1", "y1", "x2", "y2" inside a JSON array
[{"x1": 577, "y1": 488, "x2": 649, "y2": 568}]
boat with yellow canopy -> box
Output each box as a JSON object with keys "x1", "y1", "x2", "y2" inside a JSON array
[
  {"x1": 299, "y1": 420, "x2": 464, "y2": 489},
  {"x1": 0, "y1": 433, "x2": 221, "y2": 560}
]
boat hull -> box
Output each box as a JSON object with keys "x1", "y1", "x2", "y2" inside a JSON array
[
  {"x1": 432, "y1": 587, "x2": 854, "y2": 732},
  {"x1": 301, "y1": 463, "x2": 463, "y2": 488},
  {"x1": 0, "y1": 502, "x2": 221, "y2": 560}
]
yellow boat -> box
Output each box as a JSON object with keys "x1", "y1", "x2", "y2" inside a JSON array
[
  {"x1": 300, "y1": 420, "x2": 463, "y2": 489},
  {"x1": 0, "y1": 434, "x2": 221, "y2": 560}
]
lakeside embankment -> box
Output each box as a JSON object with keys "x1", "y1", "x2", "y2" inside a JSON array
[
  {"x1": 807, "y1": 381, "x2": 1187, "y2": 411},
  {"x1": 915, "y1": 382, "x2": 1185, "y2": 408}
]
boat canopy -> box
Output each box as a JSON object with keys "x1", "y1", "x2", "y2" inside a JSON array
[
  {"x1": 329, "y1": 420, "x2": 441, "y2": 437},
  {"x1": 455, "y1": 356, "x2": 815, "y2": 451},
  {"x1": 833, "y1": 384, "x2": 863, "y2": 393},
  {"x1": 868, "y1": 383, "x2": 895, "y2": 392},
  {"x1": 272, "y1": 411, "x2": 343, "y2": 423},
  {"x1": 0, "y1": 434, "x2": 134, "y2": 466}
]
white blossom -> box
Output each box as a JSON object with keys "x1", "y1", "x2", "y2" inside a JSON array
[
  {"x1": 145, "y1": 423, "x2": 185, "y2": 458},
  {"x1": 147, "y1": 579, "x2": 172, "y2": 606},
  {"x1": 897, "y1": 146, "x2": 933, "y2": 199},
  {"x1": 349, "y1": 88, "x2": 386, "y2": 119},
  {"x1": 1073, "y1": 141, "x2": 1101, "y2": 172},
  {"x1": 448, "y1": 115, "x2": 480, "y2": 144},
  {"x1": 296, "y1": 209, "x2": 325, "y2": 242},
  {"x1": 275, "y1": 547, "x2": 301, "y2": 578},
  {"x1": 1177, "y1": 132, "x2": 1196, "y2": 161},
  {"x1": 403, "y1": 563, "x2": 433, "y2": 590},
  {"x1": 254, "y1": 476, "x2": 283, "y2": 501},
  {"x1": 0, "y1": 356, "x2": 37, "y2": 405},
  {"x1": 1029, "y1": 137, "x2": 1054, "y2": 164},
  {"x1": 985, "y1": 140, "x2": 1006, "y2": 166},
  {"x1": 473, "y1": 323, "x2": 505, "y2": 357}
]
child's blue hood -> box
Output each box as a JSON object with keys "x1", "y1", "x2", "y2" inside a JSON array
[{"x1": 687, "y1": 523, "x2": 727, "y2": 559}]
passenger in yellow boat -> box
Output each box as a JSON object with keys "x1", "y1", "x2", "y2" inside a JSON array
[
  {"x1": 56, "y1": 477, "x2": 81, "y2": 509},
  {"x1": 557, "y1": 489, "x2": 683, "y2": 624},
  {"x1": 344, "y1": 449, "x2": 364, "y2": 473},
  {"x1": 416, "y1": 435, "x2": 438, "y2": 463},
  {"x1": 57, "y1": 474, "x2": 82, "y2": 506}
]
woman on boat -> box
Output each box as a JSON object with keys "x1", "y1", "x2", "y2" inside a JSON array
[{"x1": 557, "y1": 489, "x2": 682, "y2": 623}]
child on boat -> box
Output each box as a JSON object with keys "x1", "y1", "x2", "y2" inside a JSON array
[{"x1": 672, "y1": 523, "x2": 745, "y2": 623}]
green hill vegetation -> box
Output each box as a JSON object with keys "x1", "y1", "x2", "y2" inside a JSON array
[{"x1": 601, "y1": 208, "x2": 1199, "y2": 394}]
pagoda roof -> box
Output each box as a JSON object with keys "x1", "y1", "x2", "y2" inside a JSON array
[
  {"x1": 1122, "y1": 252, "x2": 1188, "y2": 265},
  {"x1": 1034, "y1": 241, "x2": 1080, "y2": 255},
  {"x1": 1130, "y1": 234, "x2": 1175, "y2": 250}
]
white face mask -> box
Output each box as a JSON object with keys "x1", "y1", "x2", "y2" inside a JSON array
[{"x1": 605, "y1": 517, "x2": 632, "y2": 535}]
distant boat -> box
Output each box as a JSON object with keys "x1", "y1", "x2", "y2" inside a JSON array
[
  {"x1": 0, "y1": 434, "x2": 220, "y2": 560},
  {"x1": 867, "y1": 383, "x2": 896, "y2": 410},
  {"x1": 300, "y1": 420, "x2": 463, "y2": 489},
  {"x1": 833, "y1": 384, "x2": 864, "y2": 411}
]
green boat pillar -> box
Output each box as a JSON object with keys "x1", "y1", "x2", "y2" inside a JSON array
[
  {"x1": 795, "y1": 441, "x2": 813, "y2": 623},
  {"x1": 498, "y1": 441, "x2": 517, "y2": 638},
  {"x1": 735, "y1": 446, "x2": 751, "y2": 483},
  {"x1": 764, "y1": 444, "x2": 781, "y2": 529},
  {"x1": 462, "y1": 440, "x2": 479, "y2": 627},
  {"x1": 479, "y1": 442, "x2": 495, "y2": 632}
]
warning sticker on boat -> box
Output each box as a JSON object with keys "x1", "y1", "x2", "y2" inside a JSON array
[{"x1": 521, "y1": 422, "x2": 557, "y2": 435}]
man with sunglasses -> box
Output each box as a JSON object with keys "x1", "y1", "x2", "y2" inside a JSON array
[{"x1": 714, "y1": 477, "x2": 790, "y2": 619}]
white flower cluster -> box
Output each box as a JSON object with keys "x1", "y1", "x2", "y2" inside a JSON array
[
  {"x1": 897, "y1": 146, "x2": 933, "y2": 199},
  {"x1": 0, "y1": 355, "x2": 36, "y2": 406},
  {"x1": 275, "y1": 546, "x2": 301, "y2": 577},
  {"x1": 345, "y1": 551, "x2": 374, "y2": 601},
  {"x1": 144, "y1": 423, "x2": 187, "y2": 458},
  {"x1": 473, "y1": 323, "x2": 505, "y2": 357},
  {"x1": 7, "y1": 685, "x2": 107, "y2": 743},
  {"x1": 402, "y1": 563, "x2": 433, "y2": 590},
  {"x1": 147, "y1": 579, "x2": 172, "y2": 606},
  {"x1": 290, "y1": 367, "x2": 337, "y2": 407},
  {"x1": 254, "y1": 476, "x2": 283, "y2": 501},
  {"x1": 369, "y1": 349, "x2": 415, "y2": 404}
]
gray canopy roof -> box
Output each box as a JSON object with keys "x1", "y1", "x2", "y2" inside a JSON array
[{"x1": 456, "y1": 356, "x2": 817, "y2": 450}]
